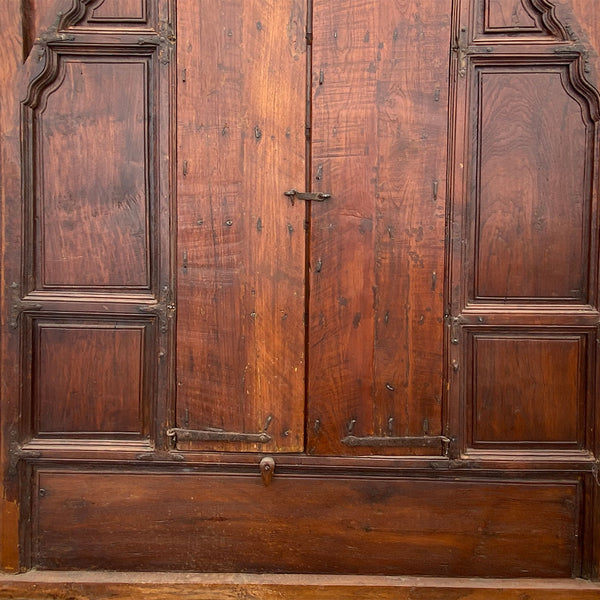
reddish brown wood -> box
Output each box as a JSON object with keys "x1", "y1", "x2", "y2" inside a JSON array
[
  {"x1": 175, "y1": 0, "x2": 307, "y2": 452},
  {"x1": 485, "y1": 0, "x2": 538, "y2": 30},
  {"x1": 471, "y1": 333, "x2": 586, "y2": 447},
  {"x1": 1, "y1": 573, "x2": 600, "y2": 600},
  {"x1": 35, "y1": 58, "x2": 150, "y2": 289},
  {"x1": 33, "y1": 321, "x2": 148, "y2": 436},
  {"x1": 475, "y1": 68, "x2": 590, "y2": 301},
  {"x1": 1, "y1": 0, "x2": 600, "y2": 585},
  {"x1": 307, "y1": 0, "x2": 450, "y2": 455},
  {"x1": 90, "y1": 0, "x2": 146, "y2": 21},
  {"x1": 1, "y1": 0, "x2": 30, "y2": 574},
  {"x1": 33, "y1": 469, "x2": 579, "y2": 577}
]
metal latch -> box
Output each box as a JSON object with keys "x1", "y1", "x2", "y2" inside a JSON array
[
  {"x1": 166, "y1": 427, "x2": 272, "y2": 444},
  {"x1": 284, "y1": 189, "x2": 331, "y2": 205}
]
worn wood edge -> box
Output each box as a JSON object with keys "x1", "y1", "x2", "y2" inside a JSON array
[{"x1": 0, "y1": 573, "x2": 600, "y2": 599}]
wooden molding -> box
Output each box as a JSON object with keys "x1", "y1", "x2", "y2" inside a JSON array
[{"x1": 0, "y1": 573, "x2": 599, "y2": 600}]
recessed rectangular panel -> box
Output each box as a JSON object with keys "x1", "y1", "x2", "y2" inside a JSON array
[
  {"x1": 474, "y1": 67, "x2": 591, "y2": 301},
  {"x1": 34, "y1": 470, "x2": 580, "y2": 577},
  {"x1": 90, "y1": 0, "x2": 146, "y2": 22},
  {"x1": 471, "y1": 333, "x2": 586, "y2": 447},
  {"x1": 38, "y1": 58, "x2": 151, "y2": 290},
  {"x1": 484, "y1": 0, "x2": 541, "y2": 32},
  {"x1": 33, "y1": 320, "x2": 148, "y2": 437}
]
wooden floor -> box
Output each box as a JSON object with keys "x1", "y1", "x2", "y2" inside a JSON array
[{"x1": 0, "y1": 572, "x2": 600, "y2": 599}]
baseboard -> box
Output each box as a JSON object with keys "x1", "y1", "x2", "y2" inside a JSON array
[{"x1": 1, "y1": 572, "x2": 600, "y2": 599}]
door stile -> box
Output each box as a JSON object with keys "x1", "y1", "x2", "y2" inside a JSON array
[
  {"x1": 0, "y1": 0, "x2": 25, "y2": 573},
  {"x1": 303, "y1": 0, "x2": 314, "y2": 454}
]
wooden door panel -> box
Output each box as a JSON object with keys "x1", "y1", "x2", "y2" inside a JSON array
[
  {"x1": 10, "y1": 1, "x2": 172, "y2": 455},
  {"x1": 469, "y1": 331, "x2": 589, "y2": 448},
  {"x1": 31, "y1": 57, "x2": 151, "y2": 290},
  {"x1": 307, "y1": 0, "x2": 450, "y2": 455},
  {"x1": 33, "y1": 468, "x2": 580, "y2": 577},
  {"x1": 474, "y1": 67, "x2": 591, "y2": 302},
  {"x1": 89, "y1": 0, "x2": 147, "y2": 22},
  {"x1": 28, "y1": 317, "x2": 154, "y2": 439},
  {"x1": 450, "y1": 0, "x2": 600, "y2": 473},
  {"x1": 175, "y1": 0, "x2": 307, "y2": 452}
]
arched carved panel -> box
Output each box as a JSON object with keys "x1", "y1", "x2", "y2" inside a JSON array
[
  {"x1": 90, "y1": 0, "x2": 147, "y2": 22},
  {"x1": 472, "y1": 60, "x2": 599, "y2": 302},
  {"x1": 21, "y1": 31, "x2": 166, "y2": 293},
  {"x1": 478, "y1": 0, "x2": 567, "y2": 39}
]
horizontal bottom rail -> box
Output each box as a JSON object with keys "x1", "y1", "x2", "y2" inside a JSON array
[{"x1": 0, "y1": 573, "x2": 599, "y2": 600}]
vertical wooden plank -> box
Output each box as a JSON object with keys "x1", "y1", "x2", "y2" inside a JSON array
[
  {"x1": 0, "y1": 0, "x2": 24, "y2": 573},
  {"x1": 176, "y1": 0, "x2": 307, "y2": 451},
  {"x1": 308, "y1": 0, "x2": 451, "y2": 454}
]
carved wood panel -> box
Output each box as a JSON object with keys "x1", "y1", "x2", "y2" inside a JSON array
[
  {"x1": 450, "y1": 0, "x2": 600, "y2": 475},
  {"x1": 473, "y1": 65, "x2": 593, "y2": 302},
  {"x1": 30, "y1": 317, "x2": 153, "y2": 438},
  {"x1": 89, "y1": 0, "x2": 147, "y2": 22},
  {"x1": 468, "y1": 330, "x2": 590, "y2": 448},
  {"x1": 29, "y1": 56, "x2": 151, "y2": 291},
  {"x1": 15, "y1": 0, "x2": 172, "y2": 456}
]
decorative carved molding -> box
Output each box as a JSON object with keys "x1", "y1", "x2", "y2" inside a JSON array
[
  {"x1": 57, "y1": 0, "x2": 102, "y2": 30},
  {"x1": 528, "y1": 0, "x2": 568, "y2": 39},
  {"x1": 483, "y1": 0, "x2": 567, "y2": 39}
]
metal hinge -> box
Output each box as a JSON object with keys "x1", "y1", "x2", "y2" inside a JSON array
[
  {"x1": 8, "y1": 283, "x2": 42, "y2": 329},
  {"x1": 167, "y1": 427, "x2": 272, "y2": 444},
  {"x1": 138, "y1": 286, "x2": 174, "y2": 333},
  {"x1": 167, "y1": 415, "x2": 274, "y2": 446},
  {"x1": 452, "y1": 26, "x2": 469, "y2": 78},
  {"x1": 341, "y1": 434, "x2": 451, "y2": 455},
  {"x1": 138, "y1": 20, "x2": 175, "y2": 64}
]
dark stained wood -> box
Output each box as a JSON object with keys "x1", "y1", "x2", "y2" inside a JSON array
[
  {"x1": 1, "y1": 573, "x2": 600, "y2": 600},
  {"x1": 90, "y1": 0, "x2": 146, "y2": 21},
  {"x1": 470, "y1": 332, "x2": 586, "y2": 447},
  {"x1": 475, "y1": 68, "x2": 591, "y2": 301},
  {"x1": 1, "y1": 0, "x2": 31, "y2": 574},
  {"x1": 32, "y1": 320, "x2": 148, "y2": 437},
  {"x1": 448, "y1": 0, "x2": 600, "y2": 578},
  {"x1": 33, "y1": 57, "x2": 150, "y2": 290},
  {"x1": 1, "y1": 0, "x2": 600, "y2": 586},
  {"x1": 34, "y1": 469, "x2": 579, "y2": 577},
  {"x1": 307, "y1": 0, "x2": 450, "y2": 455},
  {"x1": 175, "y1": 0, "x2": 307, "y2": 452}
]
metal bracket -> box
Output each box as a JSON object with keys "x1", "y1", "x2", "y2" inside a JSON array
[
  {"x1": 452, "y1": 26, "x2": 469, "y2": 78},
  {"x1": 167, "y1": 427, "x2": 272, "y2": 444},
  {"x1": 8, "y1": 284, "x2": 42, "y2": 329},
  {"x1": 137, "y1": 20, "x2": 176, "y2": 64},
  {"x1": 137, "y1": 287, "x2": 174, "y2": 333},
  {"x1": 341, "y1": 435, "x2": 451, "y2": 453},
  {"x1": 284, "y1": 190, "x2": 331, "y2": 205}
]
